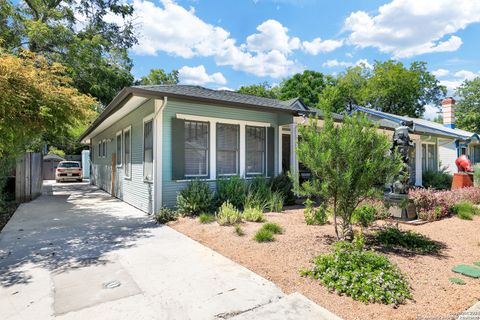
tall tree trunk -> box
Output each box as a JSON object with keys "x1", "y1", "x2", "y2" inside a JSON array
[{"x1": 333, "y1": 194, "x2": 339, "y2": 240}]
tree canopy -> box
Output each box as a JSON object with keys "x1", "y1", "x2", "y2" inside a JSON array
[
  {"x1": 137, "y1": 69, "x2": 179, "y2": 85},
  {"x1": 1, "y1": 0, "x2": 137, "y2": 105},
  {"x1": 237, "y1": 82, "x2": 279, "y2": 99},
  {"x1": 455, "y1": 77, "x2": 480, "y2": 133},
  {"x1": 0, "y1": 50, "x2": 97, "y2": 157}
]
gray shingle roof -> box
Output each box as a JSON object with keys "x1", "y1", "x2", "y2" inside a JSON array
[{"x1": 133, "y1": 85, "x2": 309, "y2": 113}]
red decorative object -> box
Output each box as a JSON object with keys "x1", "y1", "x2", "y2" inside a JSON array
[
  {"x1": 455, "y1": 155, "x2": 474, "y2": 172},
  {"x1": 452, "y1": 173, "x2": 474, "y2": 190}
]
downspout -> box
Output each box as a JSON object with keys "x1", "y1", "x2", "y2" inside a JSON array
[{"x1": 153, "y1": 97, "x2": 168, "y2": 213}]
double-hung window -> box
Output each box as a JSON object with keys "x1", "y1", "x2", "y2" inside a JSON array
[
  {"x1": 98, "y1": 141, "x2": 101, "y2": 158},
  {"x1": 422, "y1": 143, "x2": 437, "y2": 172},
  {"x1": 116, "y1": 132, "x2": 122, "y2": 166},
  {"x1": 124, "y1": 127, "x2": 131, "y2": 178},
  {"x1": 185, "y1": 120, "x2": 209, "y2": 177},
  {"x1": 217, "y1": 123, "x2": 239, "y2": 176},
  {"x1": 143, "y1": 119, "x2": 154, "y2": 181},
  {"x1": 246, "y1": 126, "x2": 266, "y2": 175},
  {"x1": 102, "y1": 140, "x2": 107, "y2": 158}
]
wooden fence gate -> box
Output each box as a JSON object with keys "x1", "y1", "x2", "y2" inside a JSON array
[{"x1": 16, "y1": 152, "x2": 43, "y2": 203}]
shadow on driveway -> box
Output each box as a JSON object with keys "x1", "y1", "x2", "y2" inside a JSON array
[{"x1": 0, "y1": 182, "x2": 158, "y2": 287}]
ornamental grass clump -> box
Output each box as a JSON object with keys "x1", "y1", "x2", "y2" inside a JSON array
[
  {"x1": 217, "y1": 201, "x2": 242, "y2": 226},
  {"x1": 301, "y1": 240, "x2": 412, "y2": 305},
  {"x1": 243, "y1": 207, "x2": 266, "y2": 222}
]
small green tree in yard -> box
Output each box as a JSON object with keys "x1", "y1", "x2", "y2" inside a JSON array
[{"x1": 296, "y1": 106, "x2": 402, "y2": 240}]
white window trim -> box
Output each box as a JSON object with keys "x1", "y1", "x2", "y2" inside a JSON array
[
  {"x1": 123, "y1": 125, "x2": 132, "y2": 180},
  {"x1": 422, "y1": 142, "x2": 438, "y2": 172},
  {"x1": 216, "y1": 123, "x2": 240, "y2": 177},
  {"x1": 143, "y1": 114, "x2": 154, "y2": 183},
  {"x1": 175, "y1": 114, "x2": 271, "y2": 181},
  {"x1": 116, "y1": 131, "x2": 123, "y2": 167},
  {"x1": 245, "y1": 125, "x2": 267, "y2": 176}
]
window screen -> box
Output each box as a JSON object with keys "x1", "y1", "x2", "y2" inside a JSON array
[
  {"x1": 116, "y1": 133, "x2": 122, "y2": 166},
  {"x1": 185, "y1": 121, "x2": 209, "y2": 177},
  {"x1": 217, "y1": 123, "x2": 239, "y2": 175},
  {"x1": 124, "y1": 129, "x2": 131, "y2": 178},
  {"x1": 246, "y1": 126, "x2": 266, "y2": 175},
  {"x1": 144, "y1": 120, "x2": 153, "y2": 181}
]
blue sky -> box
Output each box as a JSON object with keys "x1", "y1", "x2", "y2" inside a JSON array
[{"x1": 123, "y1": 0, "x2": 480, "y2": 117}]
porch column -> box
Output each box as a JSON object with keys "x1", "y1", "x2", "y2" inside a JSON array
[
  {"x1": 415, "y1": 141, "x2": 422, "y2": 186},
  {"x1": 290, "y1": 123, "x2": 299, "y2": 177},
  {"x1": 278, "y1": 126, "x2": 283, "y2": 174}
]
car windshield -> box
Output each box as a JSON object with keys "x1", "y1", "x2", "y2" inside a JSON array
[{"x1": 58, "y1": 162, "x2": 80, "y2": 168}]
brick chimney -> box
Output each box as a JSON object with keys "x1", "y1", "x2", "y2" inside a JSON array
[{"x1": 442, "y1": 97, "x2": 456, "y2": 129}]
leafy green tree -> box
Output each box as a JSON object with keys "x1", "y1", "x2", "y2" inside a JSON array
[
  {"x1": 455, "y1": 77, "x2": 480, "y2": 133},
  {"x1": 0, "y1": 50, "x2": 97, "y2": 159},
  {"x1": 295, "y1": 104, "x2": 402, "y2": 240},
  {"x1": 364, "y1": 60, "x2": 446, "y2": 117},
  {"x1": 137, "y1": 69, "x2": 179, "y2": 85},
  {"x1": 237, "y1": 82, "x2": 279, "y2": 98},
  {"x1": 2, "y1": 0, "x2": 137, "y2": 105},
  {"x1": 279, "y1": 70, "x2": 336, "y2": 108}
]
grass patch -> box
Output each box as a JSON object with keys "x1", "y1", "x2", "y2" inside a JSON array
[
  {"x1": 261, "y1": 222, "x2": 283, "y2": 234},
  {"x1": 217, "y1": 201, "x2": 242, "y2": 226},
  {"x1": 199, "y1": 213, "x2": 215, "y2": 224},
  {"x1": 243, "y1": 207, "x2": 266, "y2": 222},
  {"x1": 234, "y1": 225, "x2": 245, "y2": 236},
  {"x1": 301, "y1": 241, "x2": 411, "y2": 305},
  {"x1": 452, "y1": 202, "x2": 480, "y2": 220},
  {"x1": 254, "y1": 228, "x2": 274, "y2": 242},
  {"x1": 373, "y1": 226, "x2": 442, "y2": 254},
  {"x1": 449, "y1": 277, "x2": 466, "y2": 285},
  {"x1": 474, "y1": 262, "x2": 480, "y2": 267}
]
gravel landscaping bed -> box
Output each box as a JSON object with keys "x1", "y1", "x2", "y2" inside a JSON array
[{"x1": 169, "y1": 207, "x2": 480, "y2": 320}]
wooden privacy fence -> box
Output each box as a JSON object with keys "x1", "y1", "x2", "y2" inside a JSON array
[{"x1": 16, "y1": 152, "x2": 43, "y2": 203}]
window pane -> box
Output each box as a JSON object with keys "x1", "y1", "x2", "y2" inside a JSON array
[
  {"x1": 98, "y1": 142, "x2": 101, "y2": 157},
  {"x1": 217, "y1": 124, "x2": 239, "y2": 175},
  {"x1": 422, "y1": 144, "x2": 426, "y2": 172},
  {"x1": 116, "y1": 134, "x2": 122, "y2": 165},
  {"x1": 428, "y1": 144, "x2": 435, "y2": 171},
  {"x1": 124, "y1": 130, "x2": 131, "y2": 177},
  {"x1": 144, "y1": 120, "x2": 153, "y2": 181},
  {"x1": 185, "y1": 121, "x2": 208, "y2": 176},
  {"x1": 246, "y1": 126, "x2": 265, "y2": 175}
]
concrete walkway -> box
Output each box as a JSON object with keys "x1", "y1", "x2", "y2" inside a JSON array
[{"x1": 0, "y1": 182, "x2": 340, "y2": 320}]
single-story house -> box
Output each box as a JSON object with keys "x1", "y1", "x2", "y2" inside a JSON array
[
  {"x1": 79, "y1": 85, "x2": 310, "y2": 213},
  {"x1": 355, "y1": 97, "x2": 480, "y2": 186},
  {"x1": 80, "y1": 86, "x2": 479, "y2": 213}
]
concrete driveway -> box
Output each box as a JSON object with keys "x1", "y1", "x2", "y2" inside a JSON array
[{"x1": 0, "y1": 181, "x2": 340, "y2": 320}]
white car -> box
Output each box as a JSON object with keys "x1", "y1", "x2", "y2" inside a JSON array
[{"x1": 55, "y1": 161, "x2": 83, "y2": 182}]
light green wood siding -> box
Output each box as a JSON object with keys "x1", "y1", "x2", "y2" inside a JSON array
[
  {"x1": 161, "y1": 99, "x2": 292, "y2": 208},
  {"x1": 91, "y1": 99, "x2": 155, "y2": 213}
]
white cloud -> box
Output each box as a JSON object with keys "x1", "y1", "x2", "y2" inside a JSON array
[
  {"x1": 423, "y1": 104, "x2": 440, "y2": 120},
  {"x1": 246, "y1": 19, "x2": 300, "y2": 54},
  {"x1": 454, "y1": 70, "x2": 477, "y2": 81},
  {"x1": 322, "y1": 58, "x2": 372, "y2": 69},
  {"x1": 178, "y1": 65, "x2": 227, "y2": 85},
  {"x1": 432, "y1": 68, "x2": 449, "y2": 77},
  {"x1": 217, "y1": 86, "x2": 234, "y2": 91},
  {"x1": 125, "y1": 0, "x2": 302, "y2": 78},
  {"x1": 344, "y1": 0, "x2": 480, "y2": 58},
  {"x1": 302, "y1": 38, "x2": 343, "y2": 55}
]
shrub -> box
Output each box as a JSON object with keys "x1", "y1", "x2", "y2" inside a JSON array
[
  {"x1": 177, "y1": 180, "x2": 214, "y2": 216},
  {"x1": 304, "y1": 199, "x2": 328, "y2": 225},
  {"x1": 234, "y1": 225, "x2": 245, "y2": 236},
  {"x1": 268, "y1": 191, "x2": 284, "y2": 212},
  {"x1": 452, "y1": 202, "x2": 480, "y2": 220},
  {"x1": 422, "y1": 168, "x2": 453, "y2": 190},
  {"x1": 409, "y1": 187, "x2": 480, "y2": 221},
  {"x1": 270, "y1": 173, "x2": 295, "y2": 205},
  {"x1": 245, "y1": 176, "x2": 271, "y2": 210},
  {"x1": 352, "y1": 205, "x2": 377, "y2": 229},
  {"x1": 373, "y1": 226, "x2": 441, "y2": 254},
  {"x1": 217, "y1": 201, "x2": 242, "y2": 226},
  {"x1": 243, "y1": 207, "x2": 266, "y2": 222},
  {"x1": 199, "y1": 213, "x2": 215, "y2": 224},
  {"x1": 301, "y1": 240, "x2": 411, "y2": 305},
  {"x1": 254, "y1": 228, "x2": 274, "y2": 242},
  {"x1": 215, "y1": 176, "x2": 246, "y2": 209},
  {"x1": 449, "y1": 277, "x2": 466, "y2": 285},
  {"x1": 154, "y1": 208, "x2": 178, "y2": 224},
  {"x1": 261, "y1": 222, "x2": 283, "y2": 234}
]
